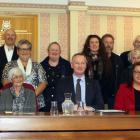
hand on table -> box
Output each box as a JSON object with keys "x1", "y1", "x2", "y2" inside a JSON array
[{"x1": 74, "y1": 104, "x2": 95, "y2": 112}]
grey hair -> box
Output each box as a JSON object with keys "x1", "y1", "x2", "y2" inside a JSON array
[
  {"x1": 17, "y1": 39, "x2": 32, "y2": 49},
  {"x1": 133, "y1": 35, "x2": 140, "y2": 43},
  {"x1": 8, "y1": 67, "x2": 25, "y2": 82},
  {"x1": 128, "y1": 48, "x2": 140, "y2": 63}
]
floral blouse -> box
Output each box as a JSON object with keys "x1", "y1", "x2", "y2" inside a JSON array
[{"x1": 10, "y1": 86, "x2": 25, "y2": 112}]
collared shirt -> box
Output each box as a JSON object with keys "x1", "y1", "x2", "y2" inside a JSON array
[
  {"x1": 4, "y1": 44, "x2": 14, "y2": 62},
  {"x1": 73, "y1": 74, "x2": 86, "y2": 104}
]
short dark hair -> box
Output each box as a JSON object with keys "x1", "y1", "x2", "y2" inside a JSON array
[
  {"x1": 127, "y1": 62, "x2": 140, "y2": 87},
  {"x1": 101, "y1": 33, "x2": 114, "y2": 42},
  {"x1": 132, "y1": 62, "x2": 140, "y2": 71},
  {"x1": 17, "y1": 39, "x2": 32, "y2": 49}
]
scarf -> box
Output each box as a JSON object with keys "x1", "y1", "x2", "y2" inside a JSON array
[{"x1": 17, "y1": 58, "x2": 32, "y2": 77}]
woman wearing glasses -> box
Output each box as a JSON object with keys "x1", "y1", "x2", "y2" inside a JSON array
[
  {"x1": 2, "y1": 39, "x2": 47, "y2": 110},
  {"x1": 115, "y1": 62, "x2": 140, "y2": 111}
]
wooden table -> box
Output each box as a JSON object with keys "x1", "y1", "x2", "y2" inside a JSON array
[{"x1": 0, "y1": 112, "x2": 140, "y2": 140}]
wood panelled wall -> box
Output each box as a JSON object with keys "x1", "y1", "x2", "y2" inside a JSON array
[{"x1": 0, "y1": 15, "x2": 38, "y2": 61}]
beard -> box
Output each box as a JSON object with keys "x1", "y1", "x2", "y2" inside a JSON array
[{"x1": 106, "y1": 47, "x2": 112, "y2": 57}]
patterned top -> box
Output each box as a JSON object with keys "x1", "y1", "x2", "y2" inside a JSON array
[
  {"x1": 10, "y1": 86, "x2": 25, "y2": 112},
  {"x1": 41, "y1": 56, "x2": 72, "y2": 111},
  {"x1": 2, "y1": 60, "x2": 47, "y2": 109}
]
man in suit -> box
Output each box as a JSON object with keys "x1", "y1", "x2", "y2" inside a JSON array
[
  {"x1": 0, "y1": 28, "x2": 18, "y2": 89},
  {"x1": 56, "y1": 53, "x2": 104, "y2": 112},
  {"x1": 120, "y1": 35, "x2": 140, "y2": 69},
  {"x1": 101, "y1": 34, "x2": 123, "y2": 109}
]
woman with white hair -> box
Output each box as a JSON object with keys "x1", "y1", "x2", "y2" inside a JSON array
[
  {"x1": 121, "y1": 48, "x2": 140, "y2": 83},
  {"x1": 0, "y1": 67, "x2": 36, "y2": 112},
  {"x1": 120, "y1": 35, "x2": 140, "y2": 69}
]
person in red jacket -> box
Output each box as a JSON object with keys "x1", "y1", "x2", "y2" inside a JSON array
[{"x1": 114, "y1": 62, "x2": 140, "y2": 111}]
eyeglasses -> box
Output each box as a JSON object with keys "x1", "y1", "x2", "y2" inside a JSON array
[
  {"x1": 133, "y1": 71, "x2": 140, "y2": 75},
  {"x1": 18, "y1": 48, "x2": 31, "y2": 51},
  {"x1": 135, "y1": 41, "x2": 140, "y2": 44}
]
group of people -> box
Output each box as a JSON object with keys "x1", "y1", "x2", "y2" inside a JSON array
[{"x1": 0, "y1": 28, "x2": 140, "y2": 113}]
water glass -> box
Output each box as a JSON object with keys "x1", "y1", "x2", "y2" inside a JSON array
[
  {"x1": 50, "y1": 101, "x2": 58, "y2": 116},
  {"x1": 77, "y1": 101, "x2": 86, "y2": 115},
  {"x1": 77, "y1": 101, "x2": 84, "y2": 110}
]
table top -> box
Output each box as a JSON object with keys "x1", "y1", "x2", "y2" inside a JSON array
[
  {"x1": 0, "y1": 110, "x2": 139, "y2": 117},
  {"x1": 0, "y1": 111, "x2": 140, "y2": 131}
]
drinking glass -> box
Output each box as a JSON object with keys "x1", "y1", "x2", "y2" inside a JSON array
[{"x1": 50, "y1": 101, "x2": 58, "y2": 116}]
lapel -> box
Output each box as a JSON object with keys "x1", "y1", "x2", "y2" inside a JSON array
[
  {"x1": 1, "y1": 45, "x2": 18, "y2": 63},
  {"x1": 42, "y1": 57, "x2": 49, "y2": 70},
  {"x1": 5, "y1": 89, "x2": 13, "y2": 111},
  {"x1": 69, "y1": 76, "x2": 76, "y2": 103},
  {"x1": 85, "y1": 77, "x2": 93, "y2": 105},
  {"x1": 11, "y1": 46, "x2": 18, "y2": 60},
  {"x1": 1, "y1": 46, "x2": 8, "y2": 63},
  {"x1": 127, "y1": 85, "x2": 135, "y2": 110}
]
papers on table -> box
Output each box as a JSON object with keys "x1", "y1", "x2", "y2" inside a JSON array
[{"x1": 96, "y1": 109, "x2": 126, "y2": 115}]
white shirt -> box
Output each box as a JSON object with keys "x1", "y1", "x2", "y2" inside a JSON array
[
  {"x1": 73, "y1": 74, "x2": 86, "y2": 104},
  {"x1": 4, "y1": 44, "x2": 14, "y2": 62}
]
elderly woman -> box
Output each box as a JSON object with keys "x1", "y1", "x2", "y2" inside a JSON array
[
  {"x1": 121, "y1": 48, "x2": 140, "y2": 83},
  {"x1": 0, "y1": 67, "x2": 36, "y2": 112},
  {"x1": 115, "y1": 62, "x2": 140, "y2": 111},
  {"x1": 2, "y1": 39, "x2": 47, "y2": 110},
  {"x1": 120, "y1": 35, "x2": 140, "y2": 69}
]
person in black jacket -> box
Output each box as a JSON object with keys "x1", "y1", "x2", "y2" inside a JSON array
[
  {"x1": 56, "y1": 53, "x2": 104, "y2": 112},
  {"x1": 41, "y1": 42, "x2": 72, "y2": 112},
  {"x1": 101, "y1": 33, "x2": 123, "y2": 109},
  {"x1": 0, "y1": 28, "x2": 18, "y2": 89},
  {"x1": 121, "y1": 48, "x2": 140, "y2": 84},
  {"x1": 81, "y1": 35, "x2": 111, "y2": 108},
  {"x1": 120, "y1": 35, "x2": 140, "y2": 69}
]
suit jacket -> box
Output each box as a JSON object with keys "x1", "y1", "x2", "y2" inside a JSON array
[
  {"x1": 0, "y1": 87, "x2": 36, "y2": 112},
  {"x1": 120, "y1": 51, "x2": 131, "y2": 69},
  {"x1": 120, "y1": 65, "x2": 132, "y2": 84},
  {"x1": 114, "y1": 83, "x2": 135, "y2": 111},
  {"x1": 56, "y1": 76, "x2": 104, "y2": 111},
  {"x1": 0, "y1": 45, "x2": 18, "y2": 88},
  {"x1": 101, "y1": 52, "x2": 123, "y2": 106}
]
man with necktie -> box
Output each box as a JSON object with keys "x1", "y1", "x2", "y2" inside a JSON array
[{"x1": 56, "y1": 53, "x2": 104, "y2": 112}]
